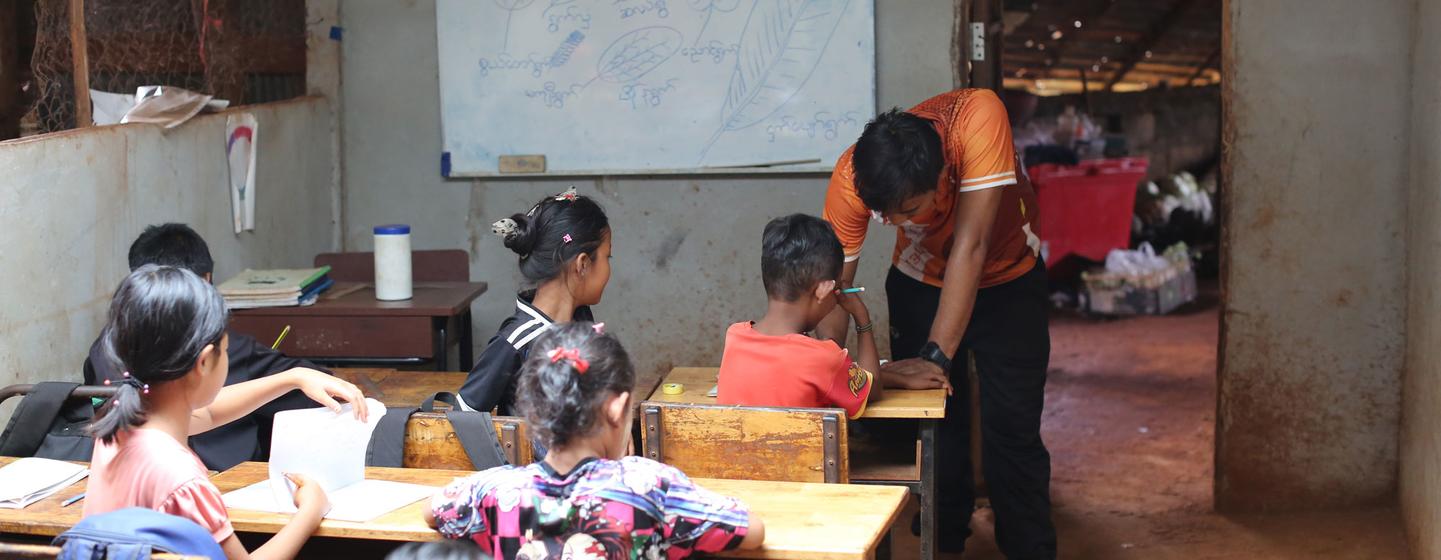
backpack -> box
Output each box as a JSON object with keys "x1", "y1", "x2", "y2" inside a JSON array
[
  {"x1": 0, "y1": 382, "x2": 97, "y2": 461},
  {"x1": 366, "y1": 392, "x2": 509, "y2": 470},
  {"x1": 53, "y1": 507, "x2": 225, "y2": 560}
]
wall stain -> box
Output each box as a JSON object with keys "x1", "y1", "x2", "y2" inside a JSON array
[{"x1": 653, "y1": 229, "x2": 690, "y2": 270}]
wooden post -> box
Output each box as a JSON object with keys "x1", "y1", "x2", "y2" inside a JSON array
[
  {"x1": 0, "y1": 0, "x2": 20, "y2": 139},
  {"x1": 68, "y1": 0, "x2": 90, "y2": 127},
  {"x1": 969, "y1": 0, "x2": 1003, "y2": 92},
  {"x1": 953, "y1": 0, "x2": 970, "y2": 89}
]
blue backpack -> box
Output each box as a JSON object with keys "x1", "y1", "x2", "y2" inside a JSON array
[{"x1": 52, "y1": 508, "x2": 225, "y2": 560}]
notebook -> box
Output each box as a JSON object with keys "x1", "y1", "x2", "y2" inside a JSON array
[
  {"x1": 218, "y1": 267, "x2": 332, "y2": 297},
  {"x1": 221, "y1": 399, "x2": 434, "y2": 522},
  {"x1": 0, "y1": 458, "x2": 88, "y2": 509}
]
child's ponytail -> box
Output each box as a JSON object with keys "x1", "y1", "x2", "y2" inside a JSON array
[
  {"x1": 516, "y1": 322, "x2": 635, "y2": 448},
  {"x1": 89, "y1": 265, "x2": 229, "y2": 443}
]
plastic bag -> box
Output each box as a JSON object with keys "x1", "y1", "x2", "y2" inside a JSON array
[{"x1": 1105, "y1": 243, "x2": 1170, "y2": 276}]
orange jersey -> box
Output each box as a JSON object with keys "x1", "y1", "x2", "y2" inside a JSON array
[
  {"x1": 824, "y1": 89, "x2": 1041, "y2": 288},
  {"x1": 716, "y1": 322, "x2": 874, "y2": 419}
]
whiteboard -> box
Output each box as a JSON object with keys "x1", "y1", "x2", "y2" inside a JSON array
[{"x1": 435, "y1": 0, "x2": 876, "y2": 176}]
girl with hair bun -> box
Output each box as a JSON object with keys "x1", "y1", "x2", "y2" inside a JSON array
[
  {"x1": 84, "y1": 265, "x2": 369, "y2": 560},
  {"x1": 459, "y1": 187, "x2": 613, "y2": 416},
  {"x1": 429, "y1": 322, "x2": 764, "y2": 559}
]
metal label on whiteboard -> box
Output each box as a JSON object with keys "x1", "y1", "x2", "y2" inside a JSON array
[{"x1": 499, "y1": 155, "x2": 547, "y2": 174}]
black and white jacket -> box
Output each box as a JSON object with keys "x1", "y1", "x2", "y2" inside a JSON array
[{"x1": 459, "y1": 295, "x2": 593, "y2": 415}]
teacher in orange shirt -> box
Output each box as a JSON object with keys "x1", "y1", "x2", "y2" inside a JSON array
[{"x1": 819, "y1": 88, "x2": 1055, "y2": 559}]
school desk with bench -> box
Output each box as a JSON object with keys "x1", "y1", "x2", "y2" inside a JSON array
[
  {"x1": 0, "y1": 457, "x2": 908, "y2": 560},
  {"x1": 649, "y1": 367, "x2": 946, "y2": 560}
]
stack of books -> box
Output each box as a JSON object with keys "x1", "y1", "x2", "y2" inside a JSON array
[{"x1": 218, "y1": 266, "x2": 334, "y2": 309}]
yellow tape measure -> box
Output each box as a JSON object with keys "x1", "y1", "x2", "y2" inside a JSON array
[{"x1": 662, "y1": 383, "x2": 685, "y2": 395}]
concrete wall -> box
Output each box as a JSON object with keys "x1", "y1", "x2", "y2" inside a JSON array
[
  {"x1": 0, "y1": 97, "x2": 337, "y2": 421},
  {"x1": 1216, "y1": 0, "x2": 1410, "y2": 510},
  {"x1": 1402, "y1": 0, "x2": 1441, "y2": 555},
  {"x1": 340, "y1": 0, "x2": 956, "y2": 382}
]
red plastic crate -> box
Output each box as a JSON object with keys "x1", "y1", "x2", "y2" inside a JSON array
[{"x1": 1028, "y1": 158, "x2": 1148, "y2": 264}]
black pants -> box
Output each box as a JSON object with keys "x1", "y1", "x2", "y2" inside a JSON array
[{"x1": 887, "y1": 262, "x2": 1057, "y2": 559}]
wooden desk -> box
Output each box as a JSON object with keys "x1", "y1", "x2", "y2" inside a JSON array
[
  {"x1": 0, "y1": 458, "x2": 908, "y2": 560},
  {"x1": 229, "y1": 282, "x2": 487, "y2": 371},
  {"x1": 653, "y1": 367, "x2": 946, "y2": 560},
  {"x1": 654, "y1": 367, "x2": 945, "y2": 419},
  {"x1": 335, "y1": 368, "x2": 466, "y2": 408}
]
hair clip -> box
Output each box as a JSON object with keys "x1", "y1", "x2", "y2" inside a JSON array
[
  {"x1": 592, "y1": 322, "x2": 606, "y2": 334},
  {"x1": 491, "y1": 218, "x2": 520, "y2": 240},
  {"x1": 562, "y1": 233, "x2": 573, "y2": 244},
  {"x1": 554, "y1": 186, "x2": 579, "y2": 202},
  {"x1": 547, "y1": 347, "x2": 590, "y2": 374}
]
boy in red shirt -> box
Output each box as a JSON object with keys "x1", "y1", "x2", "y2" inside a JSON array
[{"x1": 719, "y1": 214, "x2": 939, "y2": 417}]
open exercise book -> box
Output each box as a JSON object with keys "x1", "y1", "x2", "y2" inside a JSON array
[
  {"x1": 0, "y1": 457, "x2": 88, "y2": 509},
  {"x1": 222, "y1": 399, "x2": 436, "y2": 522}
]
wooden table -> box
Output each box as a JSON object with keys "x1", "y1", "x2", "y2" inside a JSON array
[
  {"x1": 0, "y1": 458, "x2": 908, "y2": 560},
  {"x1": 652, "y1": 367, "x2": 946, "y2": 560},
  {"x1": 229, "y1": 282, "x2": 487, "y2": 371},
  {"x1": 335, "y1": 368, "x2": 466, "y2": 408}
]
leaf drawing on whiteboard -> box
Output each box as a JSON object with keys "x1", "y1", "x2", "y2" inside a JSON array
[
  {"x1": 595, "y1": 26, "x2": 684, "y2": 83},
  {"x1": 495, "y1": 0, "x2": 537, "y2": 54},
  {"x1": 688, "y1": 0, "x2": 742, "y2": 47},
  {"x1": 699, "y1": 0, "x2": 850, "y2": 162}
]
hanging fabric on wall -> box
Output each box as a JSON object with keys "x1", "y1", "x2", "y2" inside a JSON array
[{"x1": 226, "y1": 113, "x2": 258, "y2": 233}]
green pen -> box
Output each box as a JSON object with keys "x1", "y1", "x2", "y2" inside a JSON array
[{"x1": 837, "y1": 287, "x2": 866, "y2": 294}]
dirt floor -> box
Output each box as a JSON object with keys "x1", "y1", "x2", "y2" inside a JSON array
[{"x1": 891, "y1": 291, "x2": 1411, "y2": 559}]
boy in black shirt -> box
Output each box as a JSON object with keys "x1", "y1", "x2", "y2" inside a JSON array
[{"x1": 83, "y1": 223, "x2": 334, "y2": 471}]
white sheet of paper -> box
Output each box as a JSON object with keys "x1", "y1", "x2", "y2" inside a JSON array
[
  {"x1": 222, "y1": 479, "x2": 435, "y2": 522},
  {"x1": 267, "y1": 399, "x2": 387, "y2": 513},
  {"x1": 0, "y1": 458, "x2": 88, "y2": 509}
]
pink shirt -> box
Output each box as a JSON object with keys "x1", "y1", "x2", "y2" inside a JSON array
[{"x1": 84, "y1": 428, "x2": 234, "y2": 542}]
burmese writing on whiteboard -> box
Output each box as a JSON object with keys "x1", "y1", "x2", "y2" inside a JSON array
[
  {"x1": 679, "y1": 41, "x2": 740, "y2": 64},
  {"x1": 617, "y1": 0, "x2": 670, "y2": 19},
  {"x1": 766, "y1": 111, "x2": 864, "y2": 142},
  {"x1": 545, "y1": 0, "x2": 592, "y2": 32},
  {"x1": 619, "y1": 79, "x2": 677, "y2": 109}
]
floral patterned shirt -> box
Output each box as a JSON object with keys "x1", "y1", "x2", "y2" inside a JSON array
[{"x1": 431, "y1": 456, "x2": 751, "y2": 560}]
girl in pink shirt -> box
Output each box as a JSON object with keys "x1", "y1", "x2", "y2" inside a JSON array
[{"x1": 85, "y1": 265, "x2": 370, "y2": 560}]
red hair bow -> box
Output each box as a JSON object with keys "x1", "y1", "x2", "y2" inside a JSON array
[{"x1": 547, "y1": 347, "x2": 589, "y2": 374}]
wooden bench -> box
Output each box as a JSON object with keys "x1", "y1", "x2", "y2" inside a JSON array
[
  {"x1": 402, "y1": 412, "x2": 532, "y2": 468},
  {"x1": 639, "y1": 401, "x2": 848, "y2": 484}
]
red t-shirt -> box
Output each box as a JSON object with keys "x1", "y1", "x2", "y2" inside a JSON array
[{"x1": 716, "y1": 322, "x2": 873, "y2": 419}]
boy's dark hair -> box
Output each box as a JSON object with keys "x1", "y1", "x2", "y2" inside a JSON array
[
  {"x1": 761, "y1": 214, "x2": 843, "y2": 302},
  {"x1": 386, "y1": 539, "x2": 491, "y2": 560},
  {"x1": 515, "y1": 322, "x2": 635, "y2": 449},
  {"x1": 128, "y1": 223, "x2": 215, "y2": 275},
  {"x1": 494, "y1": 190, "x2": 610, "y2": 290},
  {"x1": 852, "y1": 108, "x2": 945, "y2": 213},
  {"x1": 90, "y1": 265, "x2": 230, "y2": 443}
]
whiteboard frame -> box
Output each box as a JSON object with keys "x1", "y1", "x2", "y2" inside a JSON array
[{"x1": 434, "y1": 0, "x2": 876, "y2": 178}]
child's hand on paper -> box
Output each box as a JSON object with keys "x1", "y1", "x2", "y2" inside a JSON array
[
  {"x1": 288, "y1": 368, "x2": 368, "y2": 421},
  {"x1": 285, "y1": 473, "x2": 329, "y2": 515}
]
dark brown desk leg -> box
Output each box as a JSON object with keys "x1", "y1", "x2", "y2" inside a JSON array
[
  {"x1": 432, "y1": 317, "x2": 449, "y2": 372},
  {"x1": 460, "y1": 310, "x2": 474, "y2": 370}
]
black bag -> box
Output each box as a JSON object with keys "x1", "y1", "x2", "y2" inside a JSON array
[
  {"x1": 366, "y1": 392, "x2": 509, "y2": 470},
  {"x1": 0, "y1": 382, "x2": 97, "y2": 461}
]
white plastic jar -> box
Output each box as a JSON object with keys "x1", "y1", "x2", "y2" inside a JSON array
[{"x1": 373, "y1": 224, "x2": 412, "y2": 301}]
